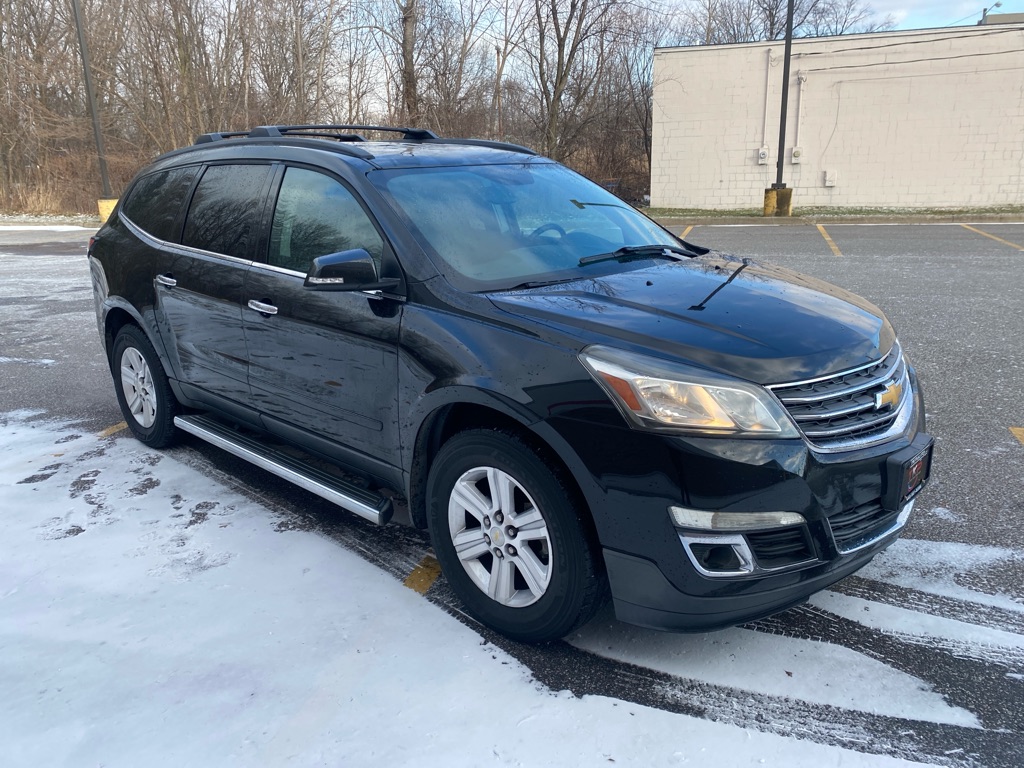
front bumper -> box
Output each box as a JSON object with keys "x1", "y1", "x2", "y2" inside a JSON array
[
  {"x1": 604, "y1": 498, "x2": 914, "y2": 631},
  {"x1": 549, "y1": 368, "x2": 931, "y2": 632}
]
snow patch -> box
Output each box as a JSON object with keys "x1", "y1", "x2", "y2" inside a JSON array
[
  {"x1": 0, "y1": 357, "x2": 56, "y2": 366},
  {"x1": 0, "y1": 412, "x2": 930, "y2": 767},
  {"x1": 569, "y1": 618, "x2": 978, "y2": 727},
  {"x1": 811, "y1": 591, "x2": 1024, "y2": 669},
  {"x1": 928, "y1": 507, "x2": 962, "y2": 523},
  {"x1": 859, "y1": 537, "x2": 1024, "y2": 613}
]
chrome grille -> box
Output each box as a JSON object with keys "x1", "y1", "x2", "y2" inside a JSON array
[{"x1": 768, "y1": 343, "x2": 910, "y2": 450}]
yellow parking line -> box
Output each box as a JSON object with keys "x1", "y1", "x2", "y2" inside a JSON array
[
  {"x1": 816, "y1": 224, "x2": 843, "y2": 257},
  {"x1": 1011, "y1": 427, "x2": 1024, "y2": 446},
  {"x1": 960, "y1": 224, "x2": 1024, "y2": 251},
  {"x1": 680, "y1": 225, "x2": 694, "y2": 240},
  {"x1": 403, "y1": 554, "x2": 442, "y2": 595},
  {"x1": 96, "y1": 421, "x2": 127, "y2": 438}
]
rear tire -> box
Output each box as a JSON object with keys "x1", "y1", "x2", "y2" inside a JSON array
[
  {"x1": 426, "y1": 429, "x2": 605, "y2": 643},
  {"x1": 111, "y1": 324, "x2": 179, "y2": 448}
]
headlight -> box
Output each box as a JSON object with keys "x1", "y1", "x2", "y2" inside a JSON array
[{"x1": 579, "y1": 345, "x2": 799, "y2": 438}]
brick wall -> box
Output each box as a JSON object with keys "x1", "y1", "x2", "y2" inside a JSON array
[{"x1": 651, "y1": 26, "x2": 1024, "y2": 209}]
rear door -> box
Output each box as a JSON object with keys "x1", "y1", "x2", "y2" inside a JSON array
[
  {"x1": 242, "y1": 165, "x2": 403, "y2": 478},
  {"x1": 155, "y1": 162, "x2": 274, "y2": 410}
]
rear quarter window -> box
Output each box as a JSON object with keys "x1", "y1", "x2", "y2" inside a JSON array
[{"x1": 120, "y1": 166, "x2": 199, "y2": 242}]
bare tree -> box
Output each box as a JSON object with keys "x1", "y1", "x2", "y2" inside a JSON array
[
  {"x1": 486, "y1": 0, "x2": 530, "y2": 137},
  {"x1": 0, "y1": 0, "x2": 901, "y2": 213},
  {"x1": 418, "y1": 0, "x2": 493, "y2": 134},
  {"x1": 681, "y1": 0, "x2": 887, "y2": 44},
  {"x1": 526, "y1": 0, "x2": 617, "y2": 160},
  {"x1": 805, "y1": 0, "x2": 894, "y2": 35}
]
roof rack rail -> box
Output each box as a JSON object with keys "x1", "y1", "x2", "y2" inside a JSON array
[
  {"x1": 425, "y1": 138, "x2": 537, "y2": 156},
  {"x1": 190, "y1": 127, "x2": 375, "y2": 159},
  {"x1": 189, "y1": 125, "x2": 537, "y2": 159},
  {"x1": 248, "y1": 125, "x2": 439, "y2": 141},
  {"x1": 194, "y1": 131, "x2": 250, "y2": 144},
  {"x1": 275, "y1": 130, "x2": 367, "y2": 142}
]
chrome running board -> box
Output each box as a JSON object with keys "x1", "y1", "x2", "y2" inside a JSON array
[{"x1": 174, "y1": 414, "x2": 393, "y2": 526}]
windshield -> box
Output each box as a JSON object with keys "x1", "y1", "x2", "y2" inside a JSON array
[{"x1": 370, "y1": 163, "x2": 682, "y2": 291}]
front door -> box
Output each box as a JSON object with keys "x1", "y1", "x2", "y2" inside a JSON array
[{"x1": 242, "y1": 166, "x2": 402, "y2": 476}]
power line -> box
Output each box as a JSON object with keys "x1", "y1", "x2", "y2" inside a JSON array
[
  {"x1": 796, "y1": 27, "x2": 1021, "y2": 58},
  {"x1": 803, "y1": 47, "x2": 1022, "y2": 73},
  {"x1": 944, "y1": 10, "x2": 988, "y2": 27}
]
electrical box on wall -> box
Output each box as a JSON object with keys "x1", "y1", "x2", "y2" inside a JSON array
[
  {"x1": 757, "y1": 146, "x2": 769, "y2": 165},
  {"x1": 823, "y1": 169, "x2": 837, "y2": 187},
  {"x1": 791, "y1": 147, "x2": 803, "y2": 164}
]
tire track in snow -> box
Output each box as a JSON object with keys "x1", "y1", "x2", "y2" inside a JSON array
[
  {"x1": 744, "y1": 605, "x2": 1023, "y2": 733},
  {"x1": 425, "y1": 579, "x2": 1021, "y2": 768},
  {"x1": 832, "y1": 575, "x2": 1024, "y2": 635}
]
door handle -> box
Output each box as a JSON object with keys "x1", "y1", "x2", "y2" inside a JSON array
[
  {"x1": 156, "y1": 274, "x2": 177, "y2": 288},
  {"x1": 247, "y1": 299, "x2": 278, "y2": 316}
]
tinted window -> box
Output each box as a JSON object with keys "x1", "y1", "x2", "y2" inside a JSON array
[
  {"x1": 121, "y1": 166, "x2": 198, "y2": 241},
  {"x1": 181, "y1": 164, "x2": 271, "y2": 259},
  {"x1": 268, "y1": 167, "x2": 384, "y2": 274}
]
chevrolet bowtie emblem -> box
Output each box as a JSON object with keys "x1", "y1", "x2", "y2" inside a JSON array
[{"x1": 874, "y1": 379, "x2": 903, "y2": 411}]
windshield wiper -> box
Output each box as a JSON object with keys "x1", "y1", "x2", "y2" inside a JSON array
[
  {"x1": 569, "y1": 199, "x2": 625, "y2": 210},
  {"x1": 503, "y1": 276, "x2": 582, "y2": 291},
  {"x1": 503, "y1": 244, "x2": 706, "y2": 290},
  {"x1": 578, "y1": 244, "x2": 701, "y2": 267}
]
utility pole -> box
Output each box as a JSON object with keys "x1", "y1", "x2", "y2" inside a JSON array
[
  {"x1": 71, "y1": 0, "x2": 112, "y2": 198},
  {"x1": 774, "y1": 0, "x2": 796, "y2": 191},
  {"x1": 764, "y1": 0, "x2": 796, "y2": 216}
]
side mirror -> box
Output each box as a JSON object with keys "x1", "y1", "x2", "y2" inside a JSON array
[{"x1": 304, "y1": 248, "x2": 400, "y2": 293}]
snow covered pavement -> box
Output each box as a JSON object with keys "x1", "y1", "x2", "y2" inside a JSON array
[{"x1": 3, "y1": 411, "x2": 1023, "y2": 767}]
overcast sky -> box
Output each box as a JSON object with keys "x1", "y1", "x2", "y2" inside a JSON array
[{"x1": 878, "y1": 0, "x2": 1022, "y2": 30}]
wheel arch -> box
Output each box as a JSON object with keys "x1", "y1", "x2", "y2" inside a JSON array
[
  {"x1": 103, "y1": 306, "x2": 139, "y2": 364},
  {"x1": 407, "y1": 400, "x2": 605, "y2": 567},
  {"x1": 101, "y1": 300, "x2": 175, "y2": 373}
]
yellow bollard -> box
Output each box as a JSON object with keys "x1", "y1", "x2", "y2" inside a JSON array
[
  {"x1": 97, "y1": 198, "x2": 118, "y2": 222},
  {"x1": 762, "y1": 188, "x2": 793, "y2": 217}
]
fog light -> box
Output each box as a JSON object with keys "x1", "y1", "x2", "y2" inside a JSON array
[
  {"x1": 690, "y1": 543, "x2": 742, "y2": 571},
  {"x1": 669, "y1": 506, "x2": 805, "y2": 531},
  {"x1": 679, "y1": 532, "x2": 755, "y2": 577}
]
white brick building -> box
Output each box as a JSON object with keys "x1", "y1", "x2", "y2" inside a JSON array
[{"x1": 651, "y1": 25, "x2": 1024, "y2": 209}]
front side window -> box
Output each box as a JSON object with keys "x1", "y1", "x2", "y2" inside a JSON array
[
  {"x1": 121, "y1": 165, "x2": 199, "y2": 242},
  {"x1": 370, "y1": 162, "x2": 676, "y2": 291},
  {"x1": 268, "y1": 167, "x2": 384, "y2": 274},
  {"x1": 181, "y1": 164, "x2": 271, "y2": 259}
]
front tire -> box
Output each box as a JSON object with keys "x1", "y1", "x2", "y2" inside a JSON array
[
  {"x1": 111, "y1": 324, "x2": 179, "y2": 448},
  {"x1": 426, "y1": 429, "x2": 605, "y2": 643}
]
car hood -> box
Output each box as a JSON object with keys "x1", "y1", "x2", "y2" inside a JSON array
[{"x1": 485, "y1": 255, "x2": 895, "y2": 384}]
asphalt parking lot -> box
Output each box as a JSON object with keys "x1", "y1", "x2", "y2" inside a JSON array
[{"x1": 2, "y1": 221, "x2": 1023, "y2": 766}]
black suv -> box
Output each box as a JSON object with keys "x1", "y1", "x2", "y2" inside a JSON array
[{"x1": 89, "y1": 125, "x2": 932, "y2": 642}]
